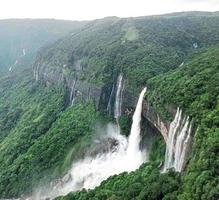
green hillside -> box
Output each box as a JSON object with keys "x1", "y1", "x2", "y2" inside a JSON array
[
  {"x1": 56, "y1": 46, "x2": 219, "y2": 200},
  {"x1": 0, "y1": 12, "x2": 218, "y2": 199},
  {"x1": 34, "y1": 12, "x2": 219, "y2": 92}
]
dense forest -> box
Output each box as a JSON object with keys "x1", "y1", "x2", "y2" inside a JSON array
[
  {"x1": 0, "y1": 12, "x2": 218, "y2": 200},
  {"x1": 56, "y1": 46, "x2": 219, "y2": 200}
]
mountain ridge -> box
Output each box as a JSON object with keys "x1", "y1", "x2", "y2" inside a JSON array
[{"x1": 0, "y1": 11, "x2": 218, "y2": 200}]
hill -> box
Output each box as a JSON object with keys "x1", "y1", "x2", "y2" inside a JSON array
[
  {"x1": 0, "y1": 12, "x2": 218, "y2": 199},
  {"x1": 0, "y1": 19, "x2": 87, "y2": 76}
]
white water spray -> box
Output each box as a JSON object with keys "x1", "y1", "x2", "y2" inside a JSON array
[
  {"x1": 37, "y1": 87, "x2": 147, "y2": 199},
  {"x1": 163, "y1": 108, "x2": 192, "y2": 172}
]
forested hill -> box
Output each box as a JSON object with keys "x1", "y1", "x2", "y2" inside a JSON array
[
  {"x1": 0, "y1": 19, "x2": 87, "y2": 76},
  {"x1": 33, "y1": 11, "x2": 219, "y2": 93},
  {"x1": 0, "y1": 11, "x2": 218, "y2": 200}
]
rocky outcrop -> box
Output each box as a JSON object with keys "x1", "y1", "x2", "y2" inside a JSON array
[
  {"x1": 33, "y1": 59, "x2": 103, "y2": 108},
  {"x1": 142, "y1": 101, "x2": 169, "y2": 143}
]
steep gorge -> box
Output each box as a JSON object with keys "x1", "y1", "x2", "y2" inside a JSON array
[{"x1": 0, "y1": 12, "x2": 218, "y2": 200}]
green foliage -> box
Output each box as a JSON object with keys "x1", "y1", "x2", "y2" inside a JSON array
[
  {"x1": 149, "y1": 134, "x2": 166, "y2": 163},
  {"x1": 0, "y1": 73, "x2": 66, "y2": 197},
  {"x1": 56, "y1": 46, "x2": 219, "y2": 200},
  {"x1": 0, "y1": 72, "x2": 99, "y2": 197},
  {"x1": 118, "y1": 115, "x2": 132, "y2": 137},
  {"x1": 36, "y1": 12, "x2": 219, "y2": 94},
  {"x1": 147, "y1": 47, "x2": 219, "y2": 200},
  {"x1": 147, "y1": 47, "x2": 219, "y2": 122},
  {"x1": 0, "y1": 12, "x2": 219, "y2": 200}
]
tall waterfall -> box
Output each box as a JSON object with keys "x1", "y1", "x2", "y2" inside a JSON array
[
  {"x1": 114, "y1": 74, "x2": 124, "y2": 120},
  {"x1": 127, "y1": 87, "x2": 147, "y2": 164},
  {"x1": 163, "y1": 108, "x2": 192, "y2": 172},
  {"x1": 36, "y1": 88, "x2": 147, "y2": 199}
]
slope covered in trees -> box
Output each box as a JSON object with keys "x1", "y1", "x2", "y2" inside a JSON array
[
  {"x1": 34, "y1": 12, "x2": 219, "y2": 92},
  {"x1": 0, "y1": 72, "x2": 100, "y2": 197},
  {"x1": 55, "y1": 46, "x2": 219, "y2": 200},
  {"x1": 0, "y1": 12, "x2": 218, "y2": 199}
]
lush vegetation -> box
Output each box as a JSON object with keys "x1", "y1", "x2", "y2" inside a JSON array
[
  {"x1": 147, "y1": 47, "x2": 219, "y2": 200},
  {"x1": 0, "y1": 12, "x2": 218, "y2": 200},
  {"x1": 35, "y1": 12, "x2": 219, "y2": 93},
  {"x1": 0, "y1": 72, "x2": 100, "y2": 197},
  {"x1": 55, "y1": 45, "x2": 219, "y2": 200}
]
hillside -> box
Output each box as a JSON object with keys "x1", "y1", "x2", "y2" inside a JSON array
[
  {"x1": 0, "y1": 19, "x2": 87, "y2": 76},
  {"x1": 56, "y1": 46, "x2": 219, "y2": 200},
  {"x1": 0, "y1": 12, "x2": 218, "y2": 200},
  {"x1": 33, "y1": 11, "x2": 219, "y2": 93}
]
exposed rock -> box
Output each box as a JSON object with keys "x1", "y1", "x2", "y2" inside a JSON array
[
  {"x1": 142, "y1": 101, "x2": 169, "y2": 143},
  {"x1": 33, "y1": 57, "x2": 171, "y2": 142}
]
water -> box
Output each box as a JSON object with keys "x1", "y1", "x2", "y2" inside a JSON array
[
  {"x1": 36, "y1": 87, "x2": 147, "y2": 199},
  {"x1": 106, "y1": 85, "x2": 115, "y2": 115},
  {"x1": 8, "y1": 48, "x2": 26, "y2": 72},
  {"x1": 114, "y1": 74, "x2": 124, "y2": 120},
  {"x1": 163, "y1": 108, "x2": 192, "y2": 172},
  {"x1": 70, "y1": 80, "x2": 77, "y2": 106},
  {"x1": 126, "y1": 87, "x2": 147, "y2": 165},
  {"x1": 174, "y1": 117, "x2": 191, "y2": 171}
]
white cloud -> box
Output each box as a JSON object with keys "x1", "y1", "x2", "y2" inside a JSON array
[{"x1": 0, "y1": 0, "x2": 218, "y2": 20}]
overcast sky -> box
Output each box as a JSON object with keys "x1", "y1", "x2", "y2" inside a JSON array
[{"x1": 0, "y1": 0, "x2": 219, "y2": 21}]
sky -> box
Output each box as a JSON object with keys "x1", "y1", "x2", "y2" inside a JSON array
[{"x1": 0, "y1": 0, "x2": 219, "y2": 21}]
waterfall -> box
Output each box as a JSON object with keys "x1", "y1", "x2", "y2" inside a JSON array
[
  {"x1": 163, "y1": 108, "x2": 192, "y2": 172},
  {"x1": 163, "y1": 108, "x2": 182, "y2": 170},
  {"x1": 70, "y1": 80, "x2": 77, "y2": 106},
  {"x1": 9, "y1": 48, "x2": 26, "y2": 72},
  {"x1": 36, "y1": 88, "x2": 147, "y2": 199},
  {"x1": 114, "y1": 74, "x2": 124, "y2": 120},
  {"x1": 127, "y1": 87, "x2": 147, "y2": 163},
  {"x1": 106, "y1": 85, "x2": 115, "y2": 115},
  {"x1": 174, "y1": 117, "x2": 192, "y2": 171}
]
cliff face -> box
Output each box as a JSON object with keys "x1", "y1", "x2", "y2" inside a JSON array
[
  {"x1": 33, "y1": 59, "x2": 102, "y2": 108},
  {"x1": 33, "y1": 60, "x2": 170, "y2": 142}
]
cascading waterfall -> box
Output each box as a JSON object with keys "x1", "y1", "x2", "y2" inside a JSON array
[
  {"x1": 163, "y1": 108, "x2": 192, "y2": 172},
  {"x1": 70, "y1": 80, "x2": 77, "y2": 106},
  {"x1": 114, "y1": 74, "x2": 124, "y2": 120},
  {"x1": 106, "y1": 85, "x2": 115, "y2": 115},
  {"x1": 163, "y1": 108, "x2": 182, "y2": 170},
  {"x1": 174, "y1": 117, "x2": 192, "y2": 171},
  {"x1": 36, "y1": 87, "x2": 147, "y2": 199}
]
